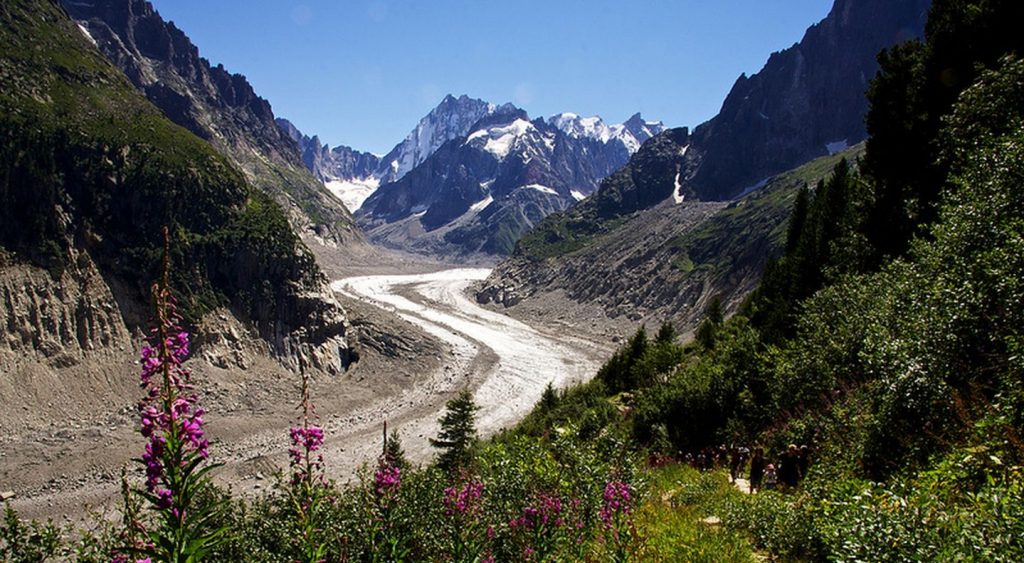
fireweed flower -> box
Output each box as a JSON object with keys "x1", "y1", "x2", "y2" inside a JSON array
[
  {"x1": 600, "y1": 480, "x2": 632, "y2": 525},
  {"x1": 374, "y1": 460, "x2": 401, "y2": 497},
  {"x1": 443, "y1": 479, "x2": 484, "y2": 517},
  {"x1": 130, "y1": 227, "x2": 228, "y2": 561},
  {"x1": 136, "y1": 266, "x2": 208, "y2": 505},
  {"x1": 511, "y1": 492, "x2": 564, "y2": 530}
]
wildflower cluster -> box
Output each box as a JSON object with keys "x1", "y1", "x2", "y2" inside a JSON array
[
  {"x1": 289, "y1": 425, "x2": 325, "y2": 486},
  {"x1": 138, "y1": 325, "x2": 207, "y2": 502},
  {"x1": 511, "y1": 492, "x2": 565, "y2": 530},
  {"x1": 136, "y1": 238, "x2": 208, "y2": 516},
  {"x1": 374, "y1": 460, "x2": 401, "y2": 498},
  {"x1": 442, "y1": 479, "x2": 484, "y2": 517},
  {"x1": 130, "y1": 227, "x2": 226, "y2": 561},
  {"x1": 600, "y1": 480, "x2": 633, "y2": 525},
  {"x1": 599, "y1": 479, "x2": 636, "y2": 562}
]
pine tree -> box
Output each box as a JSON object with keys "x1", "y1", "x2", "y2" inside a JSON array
[
  {"x1": 655, "y1": 321, "x2": 677, "y2": 345},
  {"x1": 384, "y1": 429, "x2": 407, "y2": 469},
  {"x1": 539, "y1": 381, "x2": 559, "y2": 412},
  {"x1": 430, "y1": 390, "x2": 479, "y2": 473}
]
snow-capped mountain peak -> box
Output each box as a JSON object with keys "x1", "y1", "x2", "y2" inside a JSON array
[
  {"x1": 548, "y1": 112, "x2": 665, "y2": 153},
  {"x1": 383, "y1": 94, "x2": 498, "y2": 182}
]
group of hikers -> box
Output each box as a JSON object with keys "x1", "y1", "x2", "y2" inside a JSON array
[{"x1": 684, "y1": 443, "x2": 811, "y2": 493}]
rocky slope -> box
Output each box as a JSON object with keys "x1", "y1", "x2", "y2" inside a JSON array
[
  {"x1": 356, "y1": 104, "x2": 664, "y2": 257},
  {"x1": 478, "y1": 146, "x2": 864, "y2": 333},
  {"x1": 685, "y1": 0, "x2": 930, "y2": 200},
  {"x1": 62, "y1": 0, "x2": 360, "y2": 246}
]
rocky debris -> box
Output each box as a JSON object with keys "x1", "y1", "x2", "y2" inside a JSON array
[
  {"x1": 1, "y1": 491, "x2": 15, "y2": 501},
  {"x1": 479, "y1": 201, "x2": 731, "y2": 334}
]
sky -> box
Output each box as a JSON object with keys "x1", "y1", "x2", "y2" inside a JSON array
[{"x1": 149, "y1": 0, "x2": 835, "y2": 154}]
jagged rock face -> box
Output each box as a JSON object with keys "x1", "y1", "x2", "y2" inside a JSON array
[
  {"x1": 378, "y1": 94, "x2": 501, "y2": 184},
  {"x1": 277, "y1": 119, "x2": 381, "y2": 184},
  {"x1": 0, "y1": 254, "x2": 131, "y2": 371},
  {"x1": 686, "y1": 0, "x2": 931, "y2": 199},
  {"x1": 356, "y1": 106, "x2": 665, "y2": 257},
  {"x1": 63, "y1": 0, "x2": 359, "y2": 244}
]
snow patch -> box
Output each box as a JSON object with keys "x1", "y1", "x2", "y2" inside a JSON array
[
  {"x1": 470, "y1": 195, "x2": 493, "y2": 212},
  {"x1": 826, "y1": 139, "x2": 849, "y2": 155},
  {"x1": 522, "y1": 184, "x2": 559, "y2": 196},
  {"x1": 324, "y1": 177, "x2": 381, "y2": 212},
  {"x1": 76, "y1": 23, "x2": 98, "y2": 47},
  {"x1": 673, "y1": 171, "x2": 685, "y2": 204},
  {"x1": 570, "y1": 190, "x2": 587, "y2": 201},
  {"x1": 465, "y1": 119, "x2": 536, "y2": 160}
]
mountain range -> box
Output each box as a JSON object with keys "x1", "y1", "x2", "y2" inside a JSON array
[{"x1": 284, "y1": 96, "x2": 664, "y2": 257}]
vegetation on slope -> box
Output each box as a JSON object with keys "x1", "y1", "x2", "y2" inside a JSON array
[{"x1": 0, "y1": 0, "x2": 320, "y2": 322}]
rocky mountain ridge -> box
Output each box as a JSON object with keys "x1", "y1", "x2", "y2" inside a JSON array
[
  {"x1": 684, "y1": 0, "x2": 930, "y2": 200},
  {"x1": 478, "y1": 0, "x2": 925, "y2": 328},
  {"x1": 62, "y1": 0, "x2": 361, "y2": 246}
]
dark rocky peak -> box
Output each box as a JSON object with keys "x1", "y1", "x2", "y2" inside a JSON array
[
  {"x1": 622, "y1": 112, "x2": 665, "y2": 141},
  {"x1": 688, "y1": 0, "x2": 931, "y2": 200},
  {"x1": 63, "y1": 0, "x2": 357, "y2": 242},
  {"x1": 593, "y1": 128, "x2": 691, "y2": 219},
  {"x1": 276, "y1": 117, "x2": 303, "y2": 144}
]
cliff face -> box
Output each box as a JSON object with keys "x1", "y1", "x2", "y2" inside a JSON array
[
  {"x1": 63, "y1": 0, "x2": 362, "y2": 246},
  {"x1": 687, "y1": 0, "x2": 930, "y2": 199}
]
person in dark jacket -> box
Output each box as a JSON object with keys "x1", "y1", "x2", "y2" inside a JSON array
[
  {"x1": 798, "y1": 445, "x2": 811, "y2": 482},
  {"x1": 778, "y1": 444, "x2": 802, "y2": 488},
  {"x1": 749, "y1": 447, "x2": 766, "y2": 493}
]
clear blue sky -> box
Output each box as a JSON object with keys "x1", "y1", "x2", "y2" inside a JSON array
[{"x1": 150, "y1": 0, "x2": 834, "y2": 154}]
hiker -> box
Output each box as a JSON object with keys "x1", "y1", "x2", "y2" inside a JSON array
[
  {"x1": 778, "y1": 444, "x2": 802, "y2": 489},
  {"x1": 729, "y1": 447, "x2": 744, "y2": 483},
  {"x1": 749, "y1": 447, "x2": 766, "y2": 493},
  {"x1": 763, "y1": 463, "x2": 778, "y2": 490},
  {"x1": 798, "y1": 445, "x2": 811, "y2": 483}
]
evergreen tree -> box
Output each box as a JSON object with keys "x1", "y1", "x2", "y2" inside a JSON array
[
  {"x1": 383, "y1": 429, "x2": 407, "y2": 469},
  {"x1": 430, "y1": 390, "x2": 480, "y2": 473},
  {"x1": 655, "y1": 321, "x2": 677, "y2": 345},
  {"x1": 597, "y1": 327, "x2": 649, "y2": 393},
  {"x1": 539, "y1": 381, "x2": 559, "y2": 412}
]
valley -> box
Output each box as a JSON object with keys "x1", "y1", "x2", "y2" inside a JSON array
[{"x1": 1, "y1": 260, "x2": 607, "y2": 523}]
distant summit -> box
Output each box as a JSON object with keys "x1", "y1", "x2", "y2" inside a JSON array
[{"x1": 355, "y1": 101, "x2": 664, "y2": 256}]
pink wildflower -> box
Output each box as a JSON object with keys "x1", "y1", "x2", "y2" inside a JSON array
[{"x1": 600, "y1": 480, "x2": 633, "y2": 525}]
